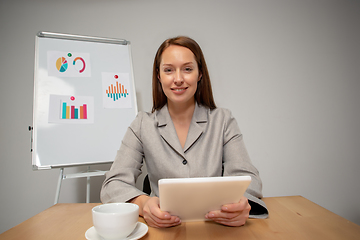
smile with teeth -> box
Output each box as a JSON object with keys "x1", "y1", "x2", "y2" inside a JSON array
[{"x1": 172, "y1": 87, "x2": 188, "y2": 92}]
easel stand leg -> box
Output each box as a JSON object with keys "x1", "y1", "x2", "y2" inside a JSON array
[
  {"x1": 53, "y1": 166, "x2": 107, "y2": 205},
  {"x1": 54, "y1": 168, "x2": 64, "y2": 204},
  {"x1": 86, "y1": 166, "x2": 90, "y2": 203}
]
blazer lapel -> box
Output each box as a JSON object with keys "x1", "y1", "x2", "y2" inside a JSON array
[
  {"x1": 183, "y1": 103, "x2": 208, "y2": 152},
  {"x1": 156, "y1": 105, "x2": 185, "y2": 158},
  {"x1": 156, "y1": 104, "x2": 209, "y2": 157}
]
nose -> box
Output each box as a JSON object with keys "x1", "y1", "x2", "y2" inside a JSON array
[{"x1": 174, "y1": 69, "x2": 184, "y2": 85}]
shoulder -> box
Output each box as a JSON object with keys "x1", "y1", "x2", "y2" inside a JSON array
[
  {"x1": 205, "y1": 106, "x2": 241, "y2": 134},
  {"x1": 195, "y1": 104, "x2": 232, "y2": 118},
  {"x1": 128, "y1": 110, "x2": 157, "y2": 134},
  {"x1": 209, "y1": 107, "x2": 232, "y2": 117},
  {"x1": 130, "y1": 110, "x2": 156, "y2": 126},
  {"x1": 135, "y1": 110, "x2": 155, "y2": 120},
  {"x1": 195, "y1": 104, "x2": 236, "y2": 128},
  {"x1": 207, "y1": 106, "x2": 234, "y2": 124}
]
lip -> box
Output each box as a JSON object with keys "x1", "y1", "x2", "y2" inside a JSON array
[{"x1": 171, "y1": 87, "x2": 188, "y2": 94}]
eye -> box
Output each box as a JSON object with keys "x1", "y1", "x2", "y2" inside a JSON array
[
  {"x1": 163, "y1": 68, "x2": 173, "y2": 73},
  {"x1": 184, "y1": 67, "x2": 193, "y2": 72}
]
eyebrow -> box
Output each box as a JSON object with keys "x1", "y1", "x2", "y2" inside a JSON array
[{"x1": 161, "y1": 62, "x2": 195, "y2": 66}]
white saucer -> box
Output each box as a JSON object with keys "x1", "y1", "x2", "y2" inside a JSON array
[{"x1": 85, "y1": 222, "x2": 148, "y2": 240}]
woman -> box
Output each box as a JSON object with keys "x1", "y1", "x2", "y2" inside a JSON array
[{"x1": 101, "y1": 36, "x2": 268, "y2": 228}]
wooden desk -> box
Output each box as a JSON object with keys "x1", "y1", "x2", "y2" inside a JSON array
[{"x1": 1, "y1": 196, "x2": 359, "y2": 240}]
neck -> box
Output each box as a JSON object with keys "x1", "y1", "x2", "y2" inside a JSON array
[{"x1": 167, "y1": 100, "x2": 196, "y2": 123}]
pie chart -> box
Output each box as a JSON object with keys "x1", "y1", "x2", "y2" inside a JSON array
[
  {"x1": 56, "y1": 57, "x2": 68, "y2": 72},
  {"x1": 73, "y1": 57, "x2": 86, "y2": 73}
]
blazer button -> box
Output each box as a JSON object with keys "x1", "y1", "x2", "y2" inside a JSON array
[{"x1": 182, "y1": 160, "x2": 187, "y2": 165}]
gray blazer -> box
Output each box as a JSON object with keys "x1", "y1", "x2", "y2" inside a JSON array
[{"x1": 101, "y1": 103, "x2": 268, "y2": 218}]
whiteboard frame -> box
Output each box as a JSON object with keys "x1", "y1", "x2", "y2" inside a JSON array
[{"x1": 31, "y1": 31, "x2": 138, "y2": 170}]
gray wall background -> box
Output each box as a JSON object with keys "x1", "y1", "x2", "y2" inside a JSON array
[{"x1": 1, "y1": 0, "x2": 359, "y2": 233}]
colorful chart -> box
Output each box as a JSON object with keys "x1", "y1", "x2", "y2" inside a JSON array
[
  {"x1": 61, "y1": 98, "x2": 88, "y2": 119},
  {"x1": 106, "y1": 81, "x2": 129, "y2": 101},
  {"x1": 102, "y1": 73, "x2": 132, "y2": 109},
  {"x1": 49, "y1": 95, "x2": 94, "y2": 124},
  {"x1": 56, "y1": 57, "x2": 68, "y2": 72},
  {"x1": 73, "y1": 57, "x2": 86, "y2": 73}
]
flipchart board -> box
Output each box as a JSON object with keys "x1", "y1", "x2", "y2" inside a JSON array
[{"x1": 31, "y1": 32, "x2": 138, "y2": 170}]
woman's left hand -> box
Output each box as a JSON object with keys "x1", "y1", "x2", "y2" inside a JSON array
[{"x1": 205, "y1": 196, "x2": 251, "y2": 227}]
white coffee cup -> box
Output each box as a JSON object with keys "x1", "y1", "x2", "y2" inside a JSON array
[{"x1": 92, "y1": 203, "x2": 139, "y2": 240}]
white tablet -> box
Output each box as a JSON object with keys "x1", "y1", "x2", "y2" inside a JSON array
[{"x1": 159, "y1": 176, "x2": 251, "y2": 222}]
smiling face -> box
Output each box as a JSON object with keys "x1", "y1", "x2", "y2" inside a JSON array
[{"x1": 158, "y1": 45, "x2": 201, "y2": 109}]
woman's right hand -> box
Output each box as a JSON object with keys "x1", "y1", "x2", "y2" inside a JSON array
[{"x1": 131, "y1": 195, "x2": 181, "y2": 228}]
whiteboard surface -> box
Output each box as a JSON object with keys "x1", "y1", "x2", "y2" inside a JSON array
[{"x1": 32, "y1": 33, "x2": 137, "y2": 169}]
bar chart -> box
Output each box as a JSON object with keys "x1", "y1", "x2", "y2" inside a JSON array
[
  {"x1": 106, "y1": 81, "x2": 129, "y2": 101},
  {"x1": 102, "y1": 73, "x2": 132, "y2": 109},
  {"x1": 61, "y1": 102, "x2": 88, "y2": 119},
  {"x1": 49, "y1": 95, "x2": 94, "y2": 124}
]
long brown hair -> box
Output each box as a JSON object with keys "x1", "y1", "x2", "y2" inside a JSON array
[{"x1": 152, "y1": 36, "x2": 216, "y2": 112}]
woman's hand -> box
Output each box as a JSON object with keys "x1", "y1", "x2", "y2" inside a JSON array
[
  {"x1": 131, "y1": 195, "x2": 181, "y2": 228},
  {"x1": 205, "y1": 196, "x2": 251, "y2": 227}
]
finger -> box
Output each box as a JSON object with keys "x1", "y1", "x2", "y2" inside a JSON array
[
  {"x1": 148, "y1": 211, "x2": 180, "y2": 224},
  {"x1": 145, "y1": 214, "x2": 181, "y2": 228},
  {"x1": 143, "y1": 199, "x2": 181, "y2": 227},
  {"x1": 205, "y1": 210, "x2": 239, "y2": 220},
  {"x1": 205, "y1": 201, "x2": 250, "y2": 227},
  {"x1": 142, "y1": 197, "x2": 182, "y2": 228},
  {"x1": 143, "y1": 198, "x2": 171, "y2": 221},
  {"x1": 221, "y1": 197, "x2": 249, "y2": 213},
  {"x1": 148, "y1": 203, "x2": 182, "y2": 226},
  {"x1": 207, "y1": 211, "x2": 249, "y2": 227},
  {"x1": 209, "y1": 202, "x2": 251, "y2": 220},
  {"x1": 215, "y1": 218, "x2": 247, "y2": 227},
  {"x1": 145, "y1": 197, "x2": 170, "y2": 218},
  {"x1": 149, "y1": 207, "x2": 172, "y2": 220}
]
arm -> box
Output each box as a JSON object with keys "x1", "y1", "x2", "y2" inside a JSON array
[
  {"x1": 101, "y1": 112, "x2": 147, "y2": 203},
  {"x1": 207, "y1": 110, "x2": 268, "y2": 226},
  {"x1": 100, "y1": 112, "x2": 181, "y2": 227},
  {"x1": 222, "y1": 111, "x2": 268, "y2": 218}
]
